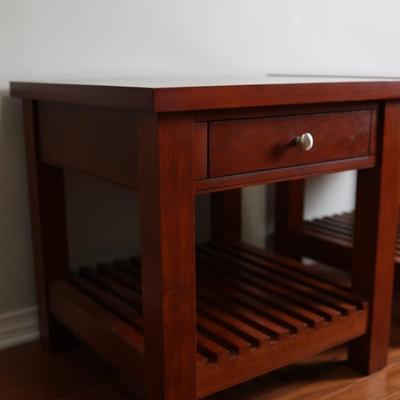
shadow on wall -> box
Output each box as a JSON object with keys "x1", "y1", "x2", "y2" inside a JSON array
[
  {"x1": 65, "y1": 171, "x2": 210, "y2": 267},
  {"x1": 65, "y1": 171, "x2": 140, "y2": 267}
]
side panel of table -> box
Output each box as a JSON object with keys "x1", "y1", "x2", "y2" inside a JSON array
[{"x1": 37, "y1": 102, "x2": 207, "y2": 189}]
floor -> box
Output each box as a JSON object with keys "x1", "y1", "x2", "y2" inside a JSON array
[{"x1": 3, "y1": 297, "x2": 400, "y2": 400}]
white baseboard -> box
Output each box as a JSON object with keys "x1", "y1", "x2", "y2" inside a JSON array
[{"x1": 0, "y1": 307, "x2": 39, "y2": 350}]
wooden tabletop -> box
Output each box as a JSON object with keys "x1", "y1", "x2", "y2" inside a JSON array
[{"x1": 10, "y1": 77, "x2": 400, "y2": 112}]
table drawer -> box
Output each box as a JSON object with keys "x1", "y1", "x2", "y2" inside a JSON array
[{"x1": 209, "y1": 110, "x2": 374, "y2": 177}]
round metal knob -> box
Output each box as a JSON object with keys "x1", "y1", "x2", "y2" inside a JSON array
[{"x1": 295, "y1": 132, "x2": 314, "y2": 151}]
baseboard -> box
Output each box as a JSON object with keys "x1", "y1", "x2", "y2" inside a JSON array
[{"x1": 0, "y1": 307, "x2": 39, "y2": 350}]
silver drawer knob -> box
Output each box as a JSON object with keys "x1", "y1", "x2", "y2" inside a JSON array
[{"x1": 295, "y1": 132, "x2": 314, "y2": 151}]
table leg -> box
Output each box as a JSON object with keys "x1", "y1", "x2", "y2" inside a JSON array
[
  {"x1": 22, "y1": 100, "x2": 70, "y2": 351},
  {"x1": 211, "y1": 189, "x2": 242, "y2": 242},
  {"x1": 274, "y1": 180, "x2": 305, "y2": 258},
  {"x1": 349, "y1": 101, "x2": 400, "y2": 373},
  {"x1": 138, "y1": 113, "x2": 197, "y2": 400}
]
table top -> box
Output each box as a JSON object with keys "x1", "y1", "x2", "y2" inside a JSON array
[{"x1": 10, "y1": 76, "x2": 400, "y2": 112}]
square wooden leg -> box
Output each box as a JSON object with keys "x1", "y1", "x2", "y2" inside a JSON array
[
  {"x1": 138, "y1": 112, "x2": 197, "y2": 400},
  {"x1": 349, "y1": 101, "x2": 400, "y2": 373},
  {"x1": 274, "y1": 180, "x2": 305, "y2": 259},
  {"x1": 22, "y1": 100, "x2": 70, "y2": 351},
  {"x1": 211, "y1": 189, "x2": 242, "y2": 242}
]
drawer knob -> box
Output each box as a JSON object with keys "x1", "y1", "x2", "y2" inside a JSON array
[{"x1": 295, "y1": 132, "x2": 314, "y2": 151}]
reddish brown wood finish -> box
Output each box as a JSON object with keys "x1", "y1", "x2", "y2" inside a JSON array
[
  {"x1": 35, "y1": 101, "x2": 379, "y2": 193},
  {"x1": 197, "y1": 156, "x2": 375, "y2": 193},
  {"x1": 348, "y1": 101, "x2": 400, "y2": 373},
  {"x1": 49, "y1": 281, "x2": 144, "y2": 387},
  {"x1": 274, "y1": 180, "x2": 305, "y2": 259},
  {"x1": 285, "y1": 228, "x2": 353, "y2": 270},
  {"x1": 209, "y1": 111, "x2": 374, "y2": 177},
  {"x1": 22, "y1": 100, "x2": 70, "y2": 350},
  {"x1": 137, "y1": 112, "x2": 197, "y2": 400},
  {"x1": 47, "y1": 243, "x2": 368, "y2": 398},
  {"x1": 274, "y1": 102, "x2": 400, "y2": 374},
  {"x1": 211, "y1": 189, "x2": 242, "y2": 242},
  {"x1": 285, "y1": 211, "x2": 400, "y2": 270},
  {"x1": 273, "y1": 183, "x2": 354, "y2": 269},
  {"x1": 153, "y1": 82, "x2": 400, "y2": 112},
  {"x1": 37, "y1": 103, "x2": 207, "y2": 187},
  {"x1": 38, "y1": 102, "x2": 139, "y2": 188},
  {"x1": 13, "y1": 79, "x2": 400, "y2": 400},
  {"x1": 194, "y1": 101, "x2": 377, "y2": 122},
  {"x1": 194, "y1": 122, "x2": 208, "y2": 179},
  {"x1": 10, "y1": 80, "x2": 400, "y2": 112}
]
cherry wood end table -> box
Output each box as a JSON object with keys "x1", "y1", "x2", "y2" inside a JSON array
[{"x1": 10, "y1": 78, "x2": 400, "y2": 399}]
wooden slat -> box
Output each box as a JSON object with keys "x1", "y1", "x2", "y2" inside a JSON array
[
  {"x1": 294, "y1": 211, "x2": 400, "y2": 270},
  {"x1": 310, "y1": 212, "x2": 400, "y2": 240},
  {"x1": 302, "y1": 226, "x2": 352, "y2": 247},
  {"x1": 197, "y1": 298, "x2": 268, "y2": 348},
  {"x1": 49, "y1": 241, "x2": 369, "y2": 397},
  {"x1": 235, "y1": 241, "x2": 367, "y2": 309},
  {"x1": 98, "y1": 264, "x2": 142, "y2": 294},
  {"x1": 304, "y1": 221, "x2": 352, "y2": 242},
  {"x1": 313, "y1": 214, "x2": 354, "y2": 233},
  {"x1": 198, "y1": 272, "x2": 293, "y2": 338},
  {"x1": 196, "y1": 350, "x2": 209, "y2": 366},
  {"x1": 207, "y1": 243, "x2": 358, "y2": 316},
  {"x1": 197, "y1": 332, "x2": 231, "y2": 362},
  {"x1": 197, "y1": 344, "x2": 218, "y2": 364},
  {"x1": 80, "y1": 267, "x2": 142, "y2": 315},
  {"x1": 198, "y1": 255, "x2": 325, "y2": 328},
  {"x1": 197, "y1": 313, "x2": 252, "y2": 354},
  {"x1": 197, "y1": 309, "x2": 367, "y2": 398},
  {"x1": 70, "y1": 276, "x2": 141, "y2": 328},
  {"x1": 321, "y1": 215, "x2": 354, "y2": 230},
  {"x1": 309, "y1": 215, "x2": 354, "y2": 232},
  {"x1": 200, "y1": 247, "x2": 349, "y2": 319},
  {"x1": 49, "y1": 281, "x2": 144, "y2": 387},
  {"x1": 197, "y1": 289, "x2": 274, "y2": 346},
  {"x1": 335, "y1": 212, "x2": 354, "y2": 222}
]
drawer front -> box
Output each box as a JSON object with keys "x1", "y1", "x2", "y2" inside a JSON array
[{"x1": 209, "y1": 110, "x2": 373, "y2": 177}]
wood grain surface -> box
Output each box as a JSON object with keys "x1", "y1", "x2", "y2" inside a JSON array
[{"x1": 3, "y1": 293, "x2": 400, "y2": 400}]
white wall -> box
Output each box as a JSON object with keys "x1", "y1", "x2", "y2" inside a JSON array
[{"x1": 0, "y1": 0, "x2": 399, "y2": 319}]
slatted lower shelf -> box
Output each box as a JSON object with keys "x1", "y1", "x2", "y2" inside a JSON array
[
  {"x1": 296, "y1": 211, "x2": 400, "y2": 268},
  {"x1": 49, "y1": 241, "x2": 368, "y2": 398}
]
